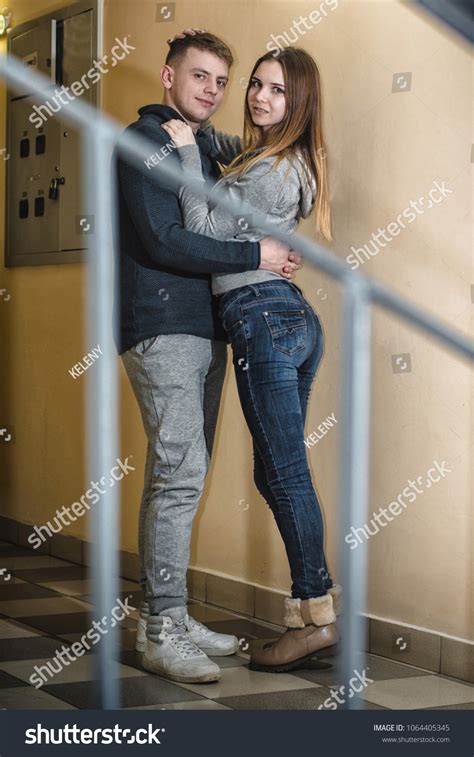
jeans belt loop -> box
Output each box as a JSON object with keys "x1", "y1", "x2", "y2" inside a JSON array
[{"x1": 248, "y1": 284, "x2": 260, "y2": 297}]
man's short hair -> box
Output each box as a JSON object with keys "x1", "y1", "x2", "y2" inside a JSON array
[{"x1": 165, "y1": 32, "x2": 234, "y2": 69}]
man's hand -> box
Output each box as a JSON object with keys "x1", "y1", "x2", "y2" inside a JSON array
[
  {"x1": 161, "y1": 119, "x2": 196, "y2": 147},
  {"x1": 167, "y1": 28, "x2": 206, "y2": 45},
  {"x1": 260, "y1": 238, "x2": 302, "y2": 279}
]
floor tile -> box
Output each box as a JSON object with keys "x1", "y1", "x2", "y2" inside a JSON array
[
  {"x1": 0, "y1": 636, "x2": 67, "y2": 662},
  {"x1": 0, "y1": 556, "x2": 73, "y2": 570},
  {"x1": 80, "y1": 590, "x2": 142, "y2": 611},
  {"x1": 0, "y1": 619, "x2": 42, "y2": 639},
  {"x1": 20, "y1": 612, "x2": 95, "y2": 635},
  {"x1": 0, "y1": 582, "x2": 62, "y2": 602},
  {"x1": 0, "y1": 670, "x2": 28, "y2": 688},
  {"x1": 0, "y1": 686, "x2": 77, "y2": 709},
  {"x1": 0, "y1": 656, "x2": 146, "y2": 685},
  {"x1": 206, "y1": 618, "x2": 283, "y2": 642},
  {"x1": 0, "y1": 577, "x2": 471, "y2": 714},
  {"x1": 358, "y1": 674, "x2": 474, "y2": 710},
  {"x1": 44, "y1": 675, "x2": 204, "y2": 709},
  {"x1": 209, "y1": 655, "x2": 248, "y2": 669},
  {"x1": 436, "y1": 671, "x2": 474, "y2": 687},
  {"x1": 291, "y1": 652, "x2": 430, "y2": 687},
  {"x1": 174, "y1": 664, "x2": 320, "y2": 700},
  {"x1": 427, "y1": 701, "x2": 474, "y2": 710},
  {"x1": 21, "y1": 610, "x2": 136, "y2": 636},
  {"x1": 0, "y1": 544, "x2": 38, "y2": 557},
  {"x1": 41, "y1": 579, "x2": 139, "y2": 598},
  {"x1": 63, "y1": 628, "x2": 138, "y2": 652},
  {"x1": 116, "y1": 650, "x2": 147, "y2": 672},
  {"x1": 127, "y1": 700, "x2": 233, "y2": 710},
  {"x1": 215, "y1": 687, "x2": 388, "y2": 710},
  {"x1": 0, "y1": 596, "x2": 93, "y2": 618},
  {"x1": 13, "y1": 565, "x2": 89, "y2": 583}
]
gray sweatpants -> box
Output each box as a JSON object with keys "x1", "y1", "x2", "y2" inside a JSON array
[{"x1": 121, "y1": 334, "x2": 227, "y2": 614}]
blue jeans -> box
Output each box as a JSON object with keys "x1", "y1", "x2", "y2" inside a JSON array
[{"x1": 219, "y1": 280, "x2": 334, "y2": 599}]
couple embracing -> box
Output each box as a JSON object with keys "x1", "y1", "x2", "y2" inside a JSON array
[{"x1": 114, "y1": 29, "x2": 342, "y2": 684}]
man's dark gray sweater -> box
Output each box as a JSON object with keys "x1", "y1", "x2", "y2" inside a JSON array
[{"x1": 113, "y1": 104, "x2": 260, "y2": 355}]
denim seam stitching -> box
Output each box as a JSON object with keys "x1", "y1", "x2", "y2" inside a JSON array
[
  {"x1": 237, "y1": 314, "x2": 311, "y2": 598},
  {"x1": 262, "y1": 313, "x2": 308, "y2": 356}
]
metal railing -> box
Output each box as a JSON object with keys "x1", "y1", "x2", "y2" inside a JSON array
[{"x1": 1, "y1": 52, "x2": 472, "y2": 710}]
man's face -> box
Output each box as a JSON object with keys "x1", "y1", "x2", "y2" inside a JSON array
[{"x1": 163, "y1": 47, "x2": 229, "y2": 126}]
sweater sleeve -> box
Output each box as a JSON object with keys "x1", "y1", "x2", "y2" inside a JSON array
[
  {"x1": 176, "y1": 143, "x2": 286, "y2": 241},
  {"x1": 116, "y1": 123, "x2": 260, "y2": 275},
  {"x1": 200, "y1": 120, "x2": 242, "y2": 165}
]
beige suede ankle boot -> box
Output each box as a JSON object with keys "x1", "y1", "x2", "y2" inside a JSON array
[{"x1": 249, "y1": 593, "x2": 339, "y2": 673}]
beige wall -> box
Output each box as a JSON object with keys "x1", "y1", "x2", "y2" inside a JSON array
[{"x1": 0, "y1": 0, "x2": 471, "y2": 640}]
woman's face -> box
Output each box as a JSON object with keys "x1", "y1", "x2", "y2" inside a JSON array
[{"x1": 247, "y1": 60, "x2": 286, "y2": 131}]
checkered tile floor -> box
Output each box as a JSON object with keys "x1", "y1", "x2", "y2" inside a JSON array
[{"x1": 0, "y1": 541, "x2": 472, "y2": 710}]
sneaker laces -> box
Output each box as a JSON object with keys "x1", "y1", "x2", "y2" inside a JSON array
[
  {"x1": 185, "y1": 615, "x2": 212, "y2": 636},
  {"x1": 162, "y1": 619, "x2": 206, "y2": 659}
]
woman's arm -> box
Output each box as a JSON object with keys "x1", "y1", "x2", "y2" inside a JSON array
[
  {"x1": 161, "y1": 117, "x2": 292, "y2": 241},
  {"x1": 200, "y1": 119, "x2": 242, "y2": 165},
  {"x1": 175, "y1": 143, "x2": 289, "y2": 241}
]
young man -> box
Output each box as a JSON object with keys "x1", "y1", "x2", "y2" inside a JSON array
[{"x1": 114, "y1": 31, "x2": 300, "y2": 684}]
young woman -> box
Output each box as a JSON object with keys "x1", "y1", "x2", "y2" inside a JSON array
[{"x1": 162, "y1": 46, "x2": 342, "y2": 673}]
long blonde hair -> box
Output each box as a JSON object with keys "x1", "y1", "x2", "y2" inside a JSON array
[{"x1": 222, "y1": 47, "x2": 332, "y2": 242}]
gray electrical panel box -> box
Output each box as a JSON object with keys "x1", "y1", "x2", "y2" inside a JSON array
[{"x1": 5, "y1": 0, "x2": 101, "y2": 266}]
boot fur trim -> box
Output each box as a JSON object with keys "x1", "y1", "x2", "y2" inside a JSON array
[
  {"x1": 327, "y1": 584, "x2": 343, "y2": 616},
  {"x1": 284, "y1": 594, "x2": 336, "y2": 628}
]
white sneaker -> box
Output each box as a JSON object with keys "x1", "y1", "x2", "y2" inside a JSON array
[
  {"x1": 142, "y1": 613, "x2": 221, "y2": 683},
  {"x1": 136, "y1": 602, "x2": 239, "y2": 656},
  {"x1": 185, "y1": 615, "x2": 239, "y2": 656}
]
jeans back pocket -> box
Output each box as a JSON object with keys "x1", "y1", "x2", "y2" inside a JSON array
[{"x1": 263, "y1": 309, "x2": 307, "y2": 355}]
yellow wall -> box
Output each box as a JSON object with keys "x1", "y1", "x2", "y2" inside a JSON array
[{"x1": 0, "y1": 0, "x2": 472, "y2": 640}]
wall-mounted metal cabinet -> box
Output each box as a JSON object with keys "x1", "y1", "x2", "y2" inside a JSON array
[{"x1": 5, "y1": 0, "x2": 101, "y2": 266}]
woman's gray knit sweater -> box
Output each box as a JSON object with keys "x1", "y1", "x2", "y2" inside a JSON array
[{"x1": 176, "y1": 121, "x2": 317, "y2": 295}]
